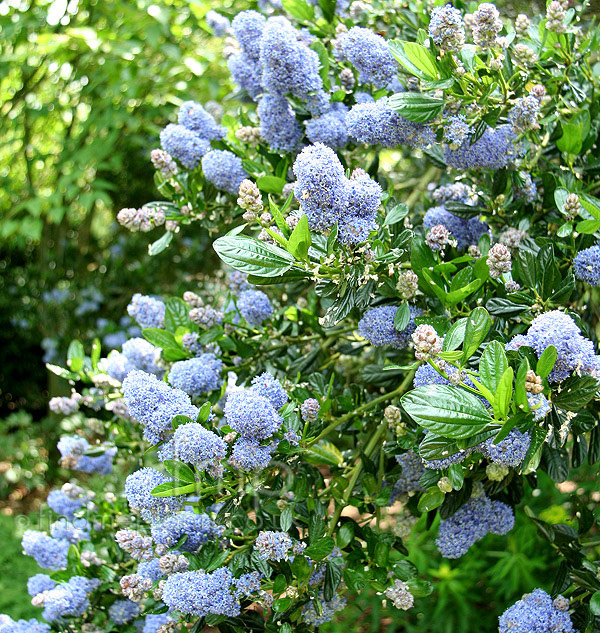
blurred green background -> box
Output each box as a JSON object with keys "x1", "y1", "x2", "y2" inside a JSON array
[{"x1": 1, "y1": 1, "x2": 598, "y2": 631}]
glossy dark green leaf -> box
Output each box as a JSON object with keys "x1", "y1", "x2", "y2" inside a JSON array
[
  {"x1": 213, "y1": 235, "x2": 295, "y2": 277},
  {"x1": 479, "y1": 340, "x2": 508, "y2": 395}
]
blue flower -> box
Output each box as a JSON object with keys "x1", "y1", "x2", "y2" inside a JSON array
[
  {"x1": 436, "y1": 493, "x2": 492, "y2": 558},
  {"x1": 171, "y1": 423, "x2": 227, "y2": 476},
  {"x1": 202, "y1": 149, "x2": 248, "y2": 194},
  {"x1": 224, "y1": 390, "x2": 283, "y2": 440},
  {"x1": 305, "y1": 103, "x2": 349, "y2": 149},
  {"x1": 124, "y1": 468, "x2": 184, "y2": 521},
  {"x1": 151, "y1": 511, "x2": 224, "y2": 552},
  {"x1": 21, "y1": 531, "x2": 69, "y2": 571},
  {"x1": 122, "y1": 338, "x2": 163, "y2": 375},
  {"x1": 108, "y1": 600, "x2": 140, "y2": 625},
  {"x1": 573, "y1": 244, "x2": 600, "y2": 287},
  {"x1": 122, "y1": 370, "x2": 199, "y2": 444},
  {"x1": 27, "y1": 574, "x2": 56, "y2": 597},
  {"x1": 137, "y1": 558, "x2": 163, "y2": 581},
  {"x1": 39, "y1": 577, "x2": 99, "y2": 622},
  {"x1": 142, "y1": 614, "x2": 175, "y2": 633},
  {"x1": 429, "y1": 4, "x2": 465, "y2": 52},
  {"x1": 301, "y1": 592, "x2": 347, "y2": 626},
  {"x1": 169, "y1": 354, "x2": 223, "y2": 396},
  {"x1": 178, "y1": 101, "x2": 226, "y2": 140},
  {"x1": 423, "y1": 205, "x2": 488, "y2": 250},
  {"x1": 508, "y1": 95, "x2": 540, "y2": 133},
  {"x1": 0, "y1": 617, "x2": 50, "y2": 633},
  {"x1": 257, "y1": 94, "x2": 303, "y2": 152},
  {"x1": 488, "y1": 500, "x2": 515, "y2": 535},
  {"x1": 50, "y1": 518, "x2": 90, "y2": 544},
  {"x1": 162, "y1": 568, "x2": 242, "y2": 617},
  {"x1": 229, "y1": 438, "x2": 275, "y2": 471},
  {"x1": 444, "y1": 125, "x2": 519, "y2": 170},
  {"x1": 482, "y1": 429, "x2": 530, "y2": 468},
  {"x1": 47, "y1": 489, "x2": 88, "y2": 518},
  {"x1": 127, "y1": 294, "x2": 165, "y2": 330},
  {"x1": 250, "y1": 372, "x2": 288, "y2": 410},
  {"x1": 499, "y1": 588, "x2": 575, "y2": 633},
  {"x1": 301, "y1": 398, "x2": 320, "y2": 421},
  {"x1": 393, "y1": 452, "x2": 425, "y2": 495},
  {"x1": 255, "y1": 531, "x2": 294, "y2": 560},
  {"x1": 159, "y1": 124, "x2": 210, "y2": 169},
  {"x1": 358, "y1": 305, "x2": 421, "y2": 349},
  {"x1": 237, "y1": 289, "x2": 274, "y2": 326},
  {"x1": 205, "y1": 11, "x2": 230, "y2": 37},
  {"x1": 336, "y1": 27, "x2": 397, "y2": 88}
]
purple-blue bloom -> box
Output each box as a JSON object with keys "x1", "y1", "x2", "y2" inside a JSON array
[
  {"x1": 151, "y1": 511, "x2": 224, "y2": 552},
  {"x1": 573, "y1": 244, "x2": 600, "y2": 287},
  {"x1": 127, "y1": 294, "x2": 165, "y2": 330},
  {"x1": 124, "y1": 467, "x2": 184, "y2": 521},
  {"x1": 358, "y1": 305, "x2": 421, "y2": 349},
  {"x1": 169, "y1": 354, "x2": 223, "y2": 396},
  {"x1": 498, "y1": 588, "x2": 575, "y2": 633},
  {"x1": 159, "y1": 124, "x2": 210, "y2": 169},
  {"x1": 201, "y1": 149, "x2": 248, "y2": 195}
]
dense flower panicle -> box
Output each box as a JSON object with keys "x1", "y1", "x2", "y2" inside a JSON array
[
  {"x1": 57, "y1": 436, "x2": 116, "y2": 474},
  {"x1": 127, "y1": 294, "x2": 165, "y2": 330},
  {"x1": 508, "y1": 310, "x2": 599, "y2": 382},
  {"x1": 412, "y1": 324, "x2": 443, "y2": 360},
  {"x1": 117, "y1": 205, "x2": 166, "y2": 232},
  {"x1": 159, "y1": 124, "x2": 210, "y2": 169},
  {"x1": 255, "y1": 531, "x2": 293, "y2": 561},
  {"x1": 171, "y1": 423, "x2": 227, "y2": 475},
  {"x1": 508, "y1": 96, "x2": 540, "y2": 133},
  {"x1": 394, "y1": 452, "x2": 425, "y2": 495},
  {"x1": 238, "y1": 179, "x2": 264, "y2": 214},
  {"x1": 201, "y1": 150, "x2": 248, "y2": 195},
  {"x1": 546, "y1": 1, "x2": 567, "y2": 33},
  {"x1": 358, "y1": 305, "x2": 421, "y2": 349},
  {"x1": 115, "y1": 529, "x2": 154, "y2": 561},
  {"x1": 237, "y1": 289, "x2": 274, "y2": 326},
  {"x1": 229, "y1": 271, "x2": 251, "y2": 294},
  {"x1": 482, "y1": 429, "x2": 530, "y2": 467},
  {"x1": 257, "y1": 94, "x2": 303, "y2": 152},
  {"x1": 47, "y1": 488, "x2": 88, "y2": 518},
  {"x1": 498, "y1": 589, "x2": 575, "y2": 633},
  {"x1": 385, "y1": 579, "x2": 414, "y2": 610},
  {"x1": 169, "y1": 354, "x2": 223, "y2": 396},
  {"x1": 227, "y1": 53, "x2": 263, "y2": 99},
  {"x1": 151, "y1": 511, "x2": 224, "y2": 552},
  {"x1": 0, "y1": 617, "x2": 50, "y2": 633},
  {"x1": 178, "y1": 101, "x2": 226, "y2": 140},
  {"x1": 301, "y1": 398, "x2": 320, "y2": 421},
  {"x1": 37, "y1": 577, "x2": 99, "y2": 622},
  {"x1": 301, "y1": 593, "x2": 347, "y2": 626},
  {"x1": 573, "y1": 245, "x2": 600, "y2": 286},
  {"x1": 231, "y1": 10, "x2": 266, "y2": 60},
  {"x1": 444, "y1": 115, "x2": 470, "y2": 149},
  {"x1": 250, "y1": 372, "x2": 288, "y2": 409},
  {"x1": 190, "y1": 305, "x2": 224, "y2": 328},
  {"x1": 487, "y1": 243, "x2": 512, "y2": 279},
  {"x1": 487, "y1": 500, "x2": 515, "y2": 535},
  {"x1": 426, "y1": 223, "x2": 452, "y2": 252},
  {"x1": 21, "y1": 531, "x2": 69, "y2": 570},
  {"x1": 293, "y1": 143, "x2": 347, "y2": 232},
  {"x1": 338, "y1": 173, "x2": 382, "y2": 245},
  {"x1": 224, "y1": 389, "x2": 283, "y2": 440},
  {"x1": 472, "y1": 2, "x2": 503, "y2": 47},
  {"x1": 49, "y1": 394, "x2": 81, "y2": 415},
  {"x1": 122, "y1": 370, "x2": 199, "y2": 444},
  {"x1": 429, "y1": 4, "x2": 465, "y2": 52},
  {"x1": 108, "y1": 600, "x2": 140, "y2": 624},
  {"x1": 136, "y1": 558, "x2": 163, "y2": 581},
  {"x1": 27, "y1": 574, "x2": 56, "y2": 597},
  {"x1": 205, "y1": 10, "x2": 230, "y2": 36},
  {"x1": 527, "y1": 392, "x2": 551, "y2": 421},
  {"x1": 234, "y1": 571, "x2": 262, "y2": 597},
  {"x1": 423, "y1": 206, "x2": 488, "y2": 251},
  {"x1": 514, "y1": 173, "x2": 537, "y2": 201},
  {"x1": 436, "y1": 494, "x2": 492, "y2": 558},
  {"x1": 162, "y1": 568, "x2": 241, "y2": 617},
  {"x1": 124, "y1": 468, "x2": 184, "y2": 521},
  {"x1": 50, "y1": 518, "x2": 90, "y2": 543},
  {"x1": 346, "y1": 99, "x2": 434, "y2": 149},
  {"x1": 182, "y1": 332, "x2": 202, "y2": 356},
  {"x1": 229, "y1": 437, "x2": 275, "y2": 471},
  {"x1": 432, "y1": 182, "x2": 475, "y2": 205},
  {"x1": 305, "y1": 103, "x2": 349, "y2": 149},
  {"x1": 150, "y1": 149, "x2": 178, "y2": 179},
  {"x1": 260, "y1": 19, "x2": 326, "y2": 112},
  {"x1": 444, "y1": 125, "x2": 518, "y2": 170},
  {"x1": 121, "y1": 337, "x2": 163, "y2": 375},
  {"x1": 142, "y1": 614, "x2": 174, "y2": 633},
  {"x1": 336, "y1": 27, "x2": 397, "y2": 88}
]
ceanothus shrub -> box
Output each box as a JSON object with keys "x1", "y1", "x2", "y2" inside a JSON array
[{"x1": 6, "y1": 0, "x2": 600, "y2": 631}]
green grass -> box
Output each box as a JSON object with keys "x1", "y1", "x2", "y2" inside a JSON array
[{"x1": 0, "y1": 513, "x2": 42, "y2": 620}]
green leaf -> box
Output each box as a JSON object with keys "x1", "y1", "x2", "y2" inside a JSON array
[
  {"x1": 213, "y1": 235, "x2": 295, "y2": 277},
  {"x1": 419, "y1": 432, "x2": 460, "y2": 462},
  {"x1": 143, "y1": 328, "x2": 177, "y2": 349},
  {"x1": 311, "y1": 39, "x2": 330, "y2": 82},
  {"x1": 514, "y1": 358, "x2": 530, "y2": 412},
  {"x1": 256, "y1": 175, "x2": 286, "y2": 194},
  {"x1": 324, "y1": 559, "x2": 343, "y2": 601},
  {"x1": 447, "y1": 463, "x2": 464, "y2": 489},
  {"x1": 91, "y1": 338, "x2": 101, "y2": 369},
  {"x1": 553, "y1": 375, "x2": 598, "y2": 411},
  {"x1": 418, "y1": 486, "x2": 445, "y2": 512},
  {"x1": 162, "y1": 460, "x2": 196, "y2": 484},
  {"x1": 557, "y1": 119, "x2": 584, "y2": 155},
  {"x1": 479, "y1": 341, "x2": 508, "y2": 394},
  {"x1": 67, "y1": 340, "x2": 85, "y2": 373},
  {"x1": 590, "y1": 591, "x2": 600, "y2": 616},
  {"x1": 46, "y1": 363, "x2": 79, "y2": 381},
  {"x1": 281, "y1": 0, "x2": 314, "y2": 21},
  {"x1": 461, "y1": 307, "x2": 491, "y2": 363},
  {"x1": 172, "y1": 414, "x2": 193, "y2": 430},
  {"x1": 387, "y1": 92, "x2": 445, "y2": 123},
  {"x1": 575, "y1": 219, "x2": 600, "y2": 234},
  {"x1": 337, "y1": 523, "x2": 354, "y2": 548},
  {"x1": 401, "y1": 384, "x2": 492, "y2": 439},
  {"x1": 406, "y1": 578, "x2": 434, "y2": 597},
  {"x1": 304, "y1": 536, "x2": 335, "y2": 560},
  {"x1": 165, "y1": 298, "x2": 192, "y2": 332},
  {"x1": 287, "y1": 214, "x2": 311, "y2": 260},
  {"x1": 443, "y1": 318, "x2": 467, "y2": 351},
  {"x1": 384, "y1": 203, "x2": 409, "y2": 225},
  {"x1": 280, "y1": 505, "x2": 293, "y2": 531},
  {"x1": 394, "y1": 303, "x2": 411, "y2": 332},
  {"x1": 268, "y1": 196, "x2": 292, "y2": 238},
  {"x1": 148, "y1": 231, "x2": 173, "y2": 256},
  {"x1": 493, "y1": 366, "x2": 513, "y2": 420},
  {"x1": 151, "y1": 481, "x2": 196, "y2": 497},
  {"x1": 305, "y1": 441, "x2": 343, "y2": 466},
  {"x1": 197, "y1": 402, "x2": 212, "y2": 423},
  {"x1": 536, "y1": 345, "x2": 557, "y2": 380},
  {"x1": 388, "y1": 40, "x2": 439, "y2": 80},
  {"x1": 580, "y1": 193, "x2": 600, "y2": 220}
]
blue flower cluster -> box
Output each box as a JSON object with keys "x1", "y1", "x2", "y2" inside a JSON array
[
  {"x1": 573, "y1": 244, "x2": 600, "y2": 286},
  {"x1": 50, "y1": 518, "x2": 90, "y2": 543},
  {"x1": 429, "y1": 4, "x2": 465, "y2": 52},
  {"x1": 21, "y1": 531, "x2": 70, "y2": 570},
  {"x1": 229, "y1": 438, "x2": 275, "y2": 471},
  {"x1": 142, "y1": 614, "x2": 175, "y2": 633},
  {"x1": 293, "y1": 143, "x2": 382, "y2": 244},
  {"x1": 182, "y1": 332, "x2": 203, "y2": 356},
  {"x1": 498, "y1": 589, "x2": 574, "y2": 633},
  {"x1": 171, "y1": 422, "x2": 227, "y2": 476},
  {"x1": 0, "y1": 617, "x2": 50, "y2": 633},
  {"x1": 47, "y1": 487, "x2": 90, "y2": 518},
  {"x1": 251, "y1": 371, "x2": 289, "y2": 409},
  {"x1": 169, "y1": 354, "x2": 223, "y2": 396},
  {"x1": 124, "y1": 467, "x2": 184, "y2": 521},
  {"x1": 358, "y1": 305, "x2": 421, "y2": 349},
  {"x1": 436, "y1": 489, "x2": 514, "y2": 558},
  {"x1": 257, "y1": 94, "x2": 303, "y2": 152},
  {"x1": 178, "y1": 101, "x2": 226, "y2": 141},
  {"x1": 201, "y1": 149, "x2": 248, "y2": 195},
  {"x1": 205, "y1": 10, "x2": 230, "y2": 36},
  {"x1": 151, "y1": 511, "x2": 224, "y2": 552},
  {"x1": 255, "y1": 530, "x2": 294, "y2": 560},
  {"x1": 482, "y1": 429, "x2": 531, "y2": 468},
  {"x1": 305, "y1": 103, "x2": 349, "y2": 149},
  {"x1": 335, "y1": 27, "x2": 397, "y2": 88},
  {"x1": 162, "y1": 568, "x2": 242, "y2": 617},
  {"x1": 346, "y1": 99, "x2": 434, "y2": 149},
  {"x1": 27, "y1": 574, "x2": 56, "y2": 597},
  {"x1": 127, "y1": 294, "x2": 165, "y2": 330},
  {"x1": 236, "y1": 288, "x2": 274, "y2": 326},
  {"x1": 507, "y1": 310, "x2": 600, "y2": 382},
  {"x1": 423, "y1": 205, "x2": 488, "y2": 250},
  {"x1": 301, "y1": 397, "x2": 320, "y2": 421},
  {"x1": 39, "y1": 577, "x2": 100, "y2": 622},
  {"x1": 301, "y1": 592, "x2": 347, "y2": 626},
  {"x1": 57, "y1": 436, "x2": 117, "y2": 474},
  {"x1": 444, "y1": 125, "x2": 519, "y2": 170},
  {"x1": 108, "y1": 599, "x2": 140, "y2": 624},
  {"x1": 508, "y1": 95, "x2": 540, "y2": 133},
  {"x1": 122, "y1": 370, "x2": 199, "y2": 444},
  {"x1": 393, "y1": 451, "x2": 425, "y2": 495}
]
